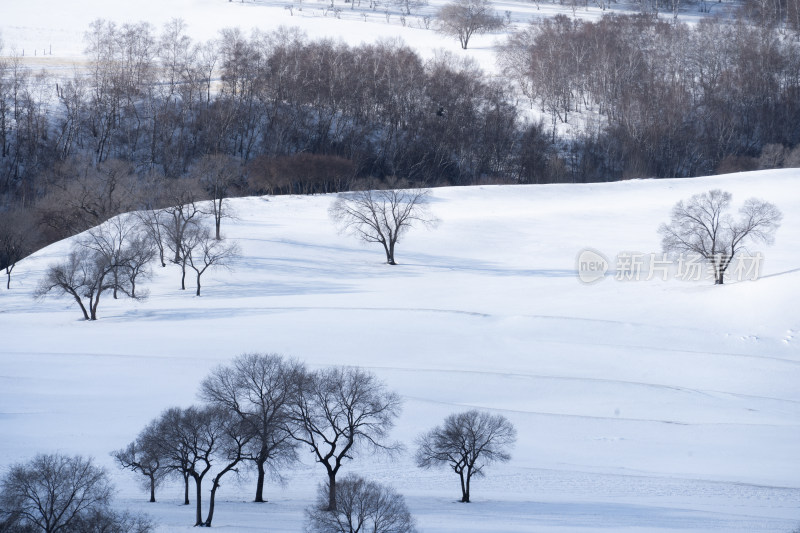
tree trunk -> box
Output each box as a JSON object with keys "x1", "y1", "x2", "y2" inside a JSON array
[
  {"x1": 196, "y1": 272, "x2": 202, "y2": 296},
  {"x1": 205, "y1": 479, "x2": 220, "y2": 527},
  {"x1": 90, "y1": 291, "x2": 100, "y2": 320},
  {"x1": 327, "y1": 471, "x2": 337, "y2": 511},
  {"x1": 194, "y1": 476, "x2": 204, "y2": 526},
  {"x1": 459, "y1": 470, "x2": 469, "y2": 503},
  {"x1": 181, "y1": 265, "x2": 186, "y2": 290},
  {"x1": 254, "y1": 461, "x2": 266, "y2": 503},
  {"x1": 184, "y1": 474, "x2": 190, "y2": 505},
  {"x1": 149, "y1": 475, "x2": 156, "y2": 503},
  {"x1": 386, "y1": 240, "x2": 396, "y2": 265},
  {"x1": 71, "y1": 292, "x2": 90, "y2": 320}
]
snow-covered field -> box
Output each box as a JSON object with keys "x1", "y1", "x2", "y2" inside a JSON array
[
  {"x1": 0, "y1": 0, "x2": 736, "y2": 77},
  {"x1": 1, "y1": 170, "x2": 799, "y2": 532}
]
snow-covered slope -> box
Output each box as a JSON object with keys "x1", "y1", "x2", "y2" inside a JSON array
[
  {"x1": 1, "y1": 170, "x2": 799, "y2": 532},
  {"x1": 1, "y1": 0, "x2": 730, "y2": 77}
]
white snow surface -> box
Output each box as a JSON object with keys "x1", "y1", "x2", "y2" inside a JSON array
[
  {"x1": 0, "y1": 0, "x2": 734, "y2": 77},
  {"x1": 1, "y1": 170, "x2": 800, "y2": 531}
]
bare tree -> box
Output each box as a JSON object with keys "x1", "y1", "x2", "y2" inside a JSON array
[
  {"x1": 184, "y1": 226, "x2": 239, "y2": 296},
  {"x1": 0, "y1": 209, "x2": 38, "y2": 289},
  {"x1": 200, "y1": 353, "x2": 303, "y2": 503},
  {"x1": 34, "y1": 247, "x2": 123, "y2": 321},
  {"x1": 112, "y1": 421, "x2": 168, "y2": 503},
  {"x1": 329, "y1": 188, "x2": 438, "y2": 265},
  {"x1": 79, "y1": 215, "x2": 152, "y2": 300},
  {"x1": 203, "y1": 416, "x2": 253, "y2": 527},
  {"x1": 436, "y1": 0, "x2": 505, "y2": 50},
  {"x1": 149, "y1": 406, "x2": 227, "y2": 527},
  {"x1": 35, "y1": 215, "x2": 153, "y2": 320},
  {"x1": 289, "y1": 367, "x2": 403, "y2": 511},
  {"x1": 393, "y1": 0, "x2": 428, "y2": 15},
  {"x1": 659, "y1": 190, "x2": 782, "y2": 284},
  {"x1": 305, "y1": 474, "x2": 416, "y2": 533},
  {"x1": 146, "y1": 408, "x2": 192, "y2": 506},
  {"x1": 0, "y1": 454, "x2": 150, "y2": 533},
  {"x1": 193, "y1": 154, "x2": 241, "y2": 241},
  {"x1": 415, "y1": 410, "x2": 516, "y2": 503}
]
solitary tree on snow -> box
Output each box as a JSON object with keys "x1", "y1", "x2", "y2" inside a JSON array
[
  {"x1": 436, "y1": 0, "x2": 505, "y2": 50},
  {"x1": 329, "y1": 188, "x2": 438, "y2": 265},
  {"x1": 658, "y1": 189, "x2": 782, "y2": 284},
  {"x1": 415, "y1": 410, "x2": 516, "y2": 503}
]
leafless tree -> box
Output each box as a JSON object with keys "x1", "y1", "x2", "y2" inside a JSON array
[
  {"x1": 79, "y1": 215, "x2": 153, "y2": 300},
  {"x1": 112, "y1": 421, "x2": 168, "y2": 503},
  {"x1": 35, "y1": 214, "x2": 153, "y2": 320},
  {"x1": 146, "y1": 408, "x2": 192, "y2": 506},
  {"x1": 0, "y1": 209, "x2": 38, "y2": 289},
  {"x1": 0, "y1": 454, "x2": 150, "y2": 533},
  {"x1": 149, "y1": 406, "x2": 228, "y2": 527},
  {"x1": 436, "y1": 0, "x2": 505, "y2": 49},
  {"x1": 203, "y1": 416, "x2": 253, "y2": 527},
  {"x1": 183, "y1": 225, "x2": 239, "y2": 296},
  {"x1": 393, "y1": 0, "x2": 428, "y2": 15},
  {"x1": 659, "y1": 189, "x2": 782, "y2": 284},
  {"x1": 415, "y1": 410, "x2": 516, "y2": 503},
  {"x1": 289, "y1": 366, "x2": 403, "y2": 511},
  {"x1": 200, "y1": 353, "x2": 303, "y2": 503},
  {"x1": 305, "y1": 474, "x2": 416, "y2": 533},
  {"x1": 329, "y1": 188, "x2": 438, "y2": 265},
  {"x1": 35, "y1": 250, "x2": 97, "y2": 320},
  {"x1": 192, "y1": 154, "x2": 241, "y2": 240},
  {"x1": 158, "y1": 179, "x2": 207, "y2": 289}
]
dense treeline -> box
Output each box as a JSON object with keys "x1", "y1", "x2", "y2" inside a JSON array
[
  {"x1": 501, "y1": 14, "x2": 800, "y2": 180},
  {"x1": 0, "y1": 15, "x2": 799, "y2": 265}
]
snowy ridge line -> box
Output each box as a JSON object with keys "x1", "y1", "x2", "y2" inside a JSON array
[
  {"x1": 362, "y1": 365, "x2": 800, "y2": 405},
  {"x1": 402, "y1": 396, "x2": 800, "y2": 428}
]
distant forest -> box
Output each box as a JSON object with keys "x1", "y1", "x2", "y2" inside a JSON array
[{"x1": 0, "y1": 12, "x2": 799, "y2": 254}]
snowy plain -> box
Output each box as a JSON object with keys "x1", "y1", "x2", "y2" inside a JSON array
[
  {"x1": 0, "y1": 0, "x2": 739, "y2": 77},
  {"x1": 1, "y1": 170, "x2": 799, "y2": 532}
]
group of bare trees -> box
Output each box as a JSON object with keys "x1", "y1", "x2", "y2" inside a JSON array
[
  {"x1": 34, "y1": 176, "x2": 238, "y2": 319},
  {"x1": 500, "y1": 15, "x2": 800, "y2": 181},
  {"x1": 112, "y1": 353, "x2": 516, "y2": 530},
  {"x1": 3, "y1": 15, "x2": 799, "y2": 262}
]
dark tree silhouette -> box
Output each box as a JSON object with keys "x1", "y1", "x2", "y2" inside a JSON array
[
  {"x1": 305, "y1": 475, "x2": 416, "y2": 533},
  {"x1": 329, "y1": 188, "x2": 438, "y2": 265},
  {"x1": 200, "y1": 353, "x2": 302, "y2": 503},
  {"x1": 0, "y1": 453, "x2": 151, "y2": 533},
  {"x1": 289, "y1": 367, "x2": 402, "y2": 511},
  {"x1": 112, "y1": 420, "x2": 168, "y2": 503},
  {"x1": 415, "y1": 410, "x2": 516, "y2": 503}
]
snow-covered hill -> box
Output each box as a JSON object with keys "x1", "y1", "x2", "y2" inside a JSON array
[
  {"x1": 1, "y1": 0, "x2": 735, "y2": 77},
  {"x1": 1, "y1": 170, "x2": 799, "y2": 532}
]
